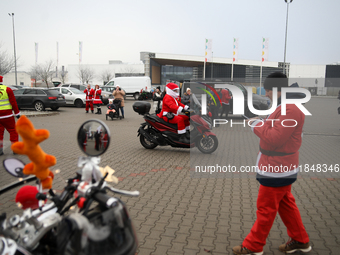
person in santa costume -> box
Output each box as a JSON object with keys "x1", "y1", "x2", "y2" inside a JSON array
[
  {"x1": 93, "y1": 85, "x2": 103, "y2": 114},
  {"x1": 0, "y1": 75, "x2": 20, "y2": 155},
  {"x1": 232, "y1": 72, "x2": 311, "y2": 255},
  {"x1": 84, "y1": 84, "x2": 94, "y2": 113},
  {"x1": 157, "y1": 82, "x2": 190, "y2": 143}
]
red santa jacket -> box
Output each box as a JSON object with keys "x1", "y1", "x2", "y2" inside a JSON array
[
  {"x1": 0, "y1": 85, "x2": 20, "y2": 119},
  {"x1": 84, "y1": 88, "x2": 94, "y2": 101},
  {"x1": 221, "y1": 89, "x2": 231, "y2": 104},
  {"x1": 93, "y1": 89, "x2": 102, "y2": 105},
  {"x1": 157, "y1": 94, "x2": 188, "y2": 117},
  {"x1": 251, "y1": 103, "x2": 305, "y2": 187}
]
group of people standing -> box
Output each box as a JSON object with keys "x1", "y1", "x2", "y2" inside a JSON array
[{"x1": 84, "y1": 84, "x2": 125, "y2": 118}]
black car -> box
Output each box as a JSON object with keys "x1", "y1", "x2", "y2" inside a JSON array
[{"x1": 13, "y1": 88, "x2": 66, "y2": 111}]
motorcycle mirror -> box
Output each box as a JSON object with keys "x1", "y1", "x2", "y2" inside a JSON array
[
  {"x1": 3, "y1": 158, "x2": 29, "y2": 178},
  {"x1": 77, "y1": 119, "x2": 110, "y2": 157}
]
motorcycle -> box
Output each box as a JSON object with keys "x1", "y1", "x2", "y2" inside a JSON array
[
  {"x1": 132, "y1": 94, "x2": 218, "y2": 154},
  {"x1": 0, "y1": 119, "x2": 139, "y2": 255}
]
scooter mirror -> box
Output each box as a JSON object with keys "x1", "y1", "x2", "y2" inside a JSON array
[
  {"x1": 3, "y1": 158, "x2": 28, "y2": 178},
  {"x1": 77, "y1": 119, "x2": 110, "y2": 157}
]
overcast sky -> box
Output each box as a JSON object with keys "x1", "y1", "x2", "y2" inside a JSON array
[{"x1": 1, "y1": 0, "x2": 339, "y2": 71}]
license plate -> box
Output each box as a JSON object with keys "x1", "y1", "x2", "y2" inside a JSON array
[{"x1": 58, "y1": 98, "x2": 63, "y2": 100}]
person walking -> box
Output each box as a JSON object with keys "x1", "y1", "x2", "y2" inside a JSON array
[
  {"x1": 232, "y1": 72, "x2": 311, "y2": 255},
  {"x1": 93, "y1": 85, "x2": 103, "y2": 114},
  {"x1": 0, "y1": 75, "x2": 20, "y2": 156},
  {"x1": 84, "y1": 84, "x2": 94, "y2": 113},
  {"x1": 112, "y1": 85, "x2": 125, "y2": 118}
]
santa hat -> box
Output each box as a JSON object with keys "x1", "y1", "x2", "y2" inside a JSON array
[
  {"x1": 0, "y1": 76, "x2": 3, "y2": 83},
  {"x1": 166, "y1": 83, "x2": 179, "y2": 99},
  {"x1": 166, "y1": 83, "x2": 179, "y2": 91}
]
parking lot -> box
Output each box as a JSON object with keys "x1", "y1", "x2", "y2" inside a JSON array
[{"x1": 0, "y1": 97, "x2": 340, "y2": 254}]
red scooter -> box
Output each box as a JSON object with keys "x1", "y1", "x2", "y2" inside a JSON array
[{"x1": 133, "y1": 100, "x2": 218, "y2": 154}]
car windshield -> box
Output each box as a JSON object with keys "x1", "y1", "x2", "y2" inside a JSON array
[
  {"x1": 69, "y1": 87, "x2": 84, "y2": 94},
  {"x1": 101, "y1": 87, "x2": 114, "y2": 92},
  {"x1": 106, "y1": 81, "x2": 114, "y2": 86}
]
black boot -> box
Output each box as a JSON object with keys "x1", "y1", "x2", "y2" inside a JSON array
[
  {"x1": 95, "y1": 108, "x2": 100, "y2": 114},
  {"x1": 98, "y1": 108, "x2": 102, "y2": 114},
  {"x1": 179, "y1": 134, "x2": 190, "y2": 144},
  {"x1": 86, "y1": 110, "x2": 88, "y2": 113},
  {"x1": 91, "y1": 110, "x2": 94, "y2": 113}
]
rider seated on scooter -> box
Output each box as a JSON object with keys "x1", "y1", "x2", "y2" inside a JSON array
[{"x1": 157, "y1": 83, "x2": 190, "y2": 143}]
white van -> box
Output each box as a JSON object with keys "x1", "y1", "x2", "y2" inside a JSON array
[{"x1": 105, "y1": 77, "x2": 151, "y2": 99}]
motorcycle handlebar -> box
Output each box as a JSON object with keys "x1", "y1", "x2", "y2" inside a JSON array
[{"x1": 92, "y1": 191, "x2": 118, "y2": 208}]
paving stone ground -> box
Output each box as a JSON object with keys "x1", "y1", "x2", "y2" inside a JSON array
[{"x1": 0, "y1": 97, "x2": 339, "y2": 254}]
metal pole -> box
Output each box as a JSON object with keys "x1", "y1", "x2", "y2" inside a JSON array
[
  {"x1": 283, "y1": 0, "x2": 292, "y2": 74},
  {"x1": 9, "y1": 13, "x2": 17, "y2": 86},
  {"x1": 231, "y1": 63, "x2": 234, "y2": 82},
  {"x1": 211, "y1": 52, "x2": 213, "y2": 79}
]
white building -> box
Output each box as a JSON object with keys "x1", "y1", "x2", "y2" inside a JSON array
[{"x1": 3, "y1": 71, "x2": 31, "y2": 87}]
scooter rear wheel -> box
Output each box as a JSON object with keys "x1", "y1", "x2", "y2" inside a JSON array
[
  {"x1": 196, "y1": 135, "x2": 218, "y2": 154},
  {"x1": 140, "y1": 133, "x2": 158, "y2": 149}
]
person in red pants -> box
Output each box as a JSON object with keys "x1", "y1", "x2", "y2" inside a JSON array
[
  {"x1": 84, "y1": 84, "x2": 94, "y2": 113},
  {"x1": 157, "y1": 83, "x2": 190, "y2": 143},
  {"x1": 232, "y1": 72, "x2": 311, "y2": 255},
  {"x1": 0, "y1": 75, "x2": 20, "y2": 155},
  {"x1": 93, "y1": 85, "x2": 103, "y2": 114}
]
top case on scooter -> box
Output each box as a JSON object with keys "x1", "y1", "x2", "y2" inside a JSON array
[{"x1": 133, "y1": 101, "x2": 151, "y2": 115}]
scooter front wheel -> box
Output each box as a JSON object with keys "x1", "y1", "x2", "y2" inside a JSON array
[
  {"x1": 140, "y1": 133, "x2": 158, "y2": 149},
  {"x1": 196, "y1": 135, "x2": 218, "y2": 154}
]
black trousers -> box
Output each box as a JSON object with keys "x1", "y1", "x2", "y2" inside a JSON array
[{"x1": 220, "y1": 104, "x2": 230, "y2": 118}]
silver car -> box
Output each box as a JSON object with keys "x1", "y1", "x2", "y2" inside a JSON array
[{"x1": 50, "y1": 87, "x2": 86, "y2": 108}]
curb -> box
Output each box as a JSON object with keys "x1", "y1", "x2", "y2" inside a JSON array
[{"x1": 20, "y1": 111, "x2": 60, "y2": 118}]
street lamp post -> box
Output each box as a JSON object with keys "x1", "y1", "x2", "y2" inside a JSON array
[
  {"x1": 283, "y1": 0, "x2": 293, "y2": 75},
  {"x1": 8, "y1": 13, "x2": 17, "y2": 86}
]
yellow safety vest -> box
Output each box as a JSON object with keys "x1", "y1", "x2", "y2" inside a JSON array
[{"x1": 0, "y1": 85, "x2": 12, "y2": 110}]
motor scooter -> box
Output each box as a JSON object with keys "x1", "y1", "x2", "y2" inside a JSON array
[{"x1": 132, "y1": 95, "x2": 218, "y2": 154}]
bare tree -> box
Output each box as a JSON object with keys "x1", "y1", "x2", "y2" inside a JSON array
[
  {"x1": 121, "y1": 66, "x2": 137, "y2": 74},
  {"x1": 58, "y1": 66, "x2": 67, "y2": 84},
  {"x1": 30, "y1": 65, "x2": 39, "y2": 87},
  {"x1": 0, "y1": 43, "x2": 15, "y2": 75},
  {"x1": 30, "y1": 60, "x2": 54, "y2": 88},
  {"x1": 100, "y1": 69, "x2": 114, "y2": 85},
  {"x1": 78, "y1": 66, "x2": 95, "y2": 84}
]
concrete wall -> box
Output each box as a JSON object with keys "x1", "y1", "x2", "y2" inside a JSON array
[{"x1": 289, "y1": 65, "x2": 326, "y2": 88}]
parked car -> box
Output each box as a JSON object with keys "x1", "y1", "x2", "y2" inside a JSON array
[
  {"x1": 100, "y1": 86, "x2": 126, "y2": 100},
  {"x1": 59, "y1": 84, "x2": 112, "y2": 104},
  {"x1": 50, "y1": 87, "x2": 86, "y2": 108},
  {"x1": 59, "y1": 83, "x2": 87, "y2": 91},
  {"x1": 13, "y1": 88, "x2": 66, "y2": 111},
  {"x1": 7, "y1": 86, "x2": 18, "y2": 91}
]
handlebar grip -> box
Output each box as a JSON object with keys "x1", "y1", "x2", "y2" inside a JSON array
[{"x1": 93, "y1": 192, "x2": 118, "y2": 208}]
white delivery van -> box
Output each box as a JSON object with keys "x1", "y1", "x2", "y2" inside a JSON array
[{"x1": 105, "y1": 77, "x2": 151, "y2": 99}]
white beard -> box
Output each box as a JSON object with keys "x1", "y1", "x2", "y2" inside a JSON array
[{"x1": 166, "y1": 87, "x2": 179, "y2": 99}]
